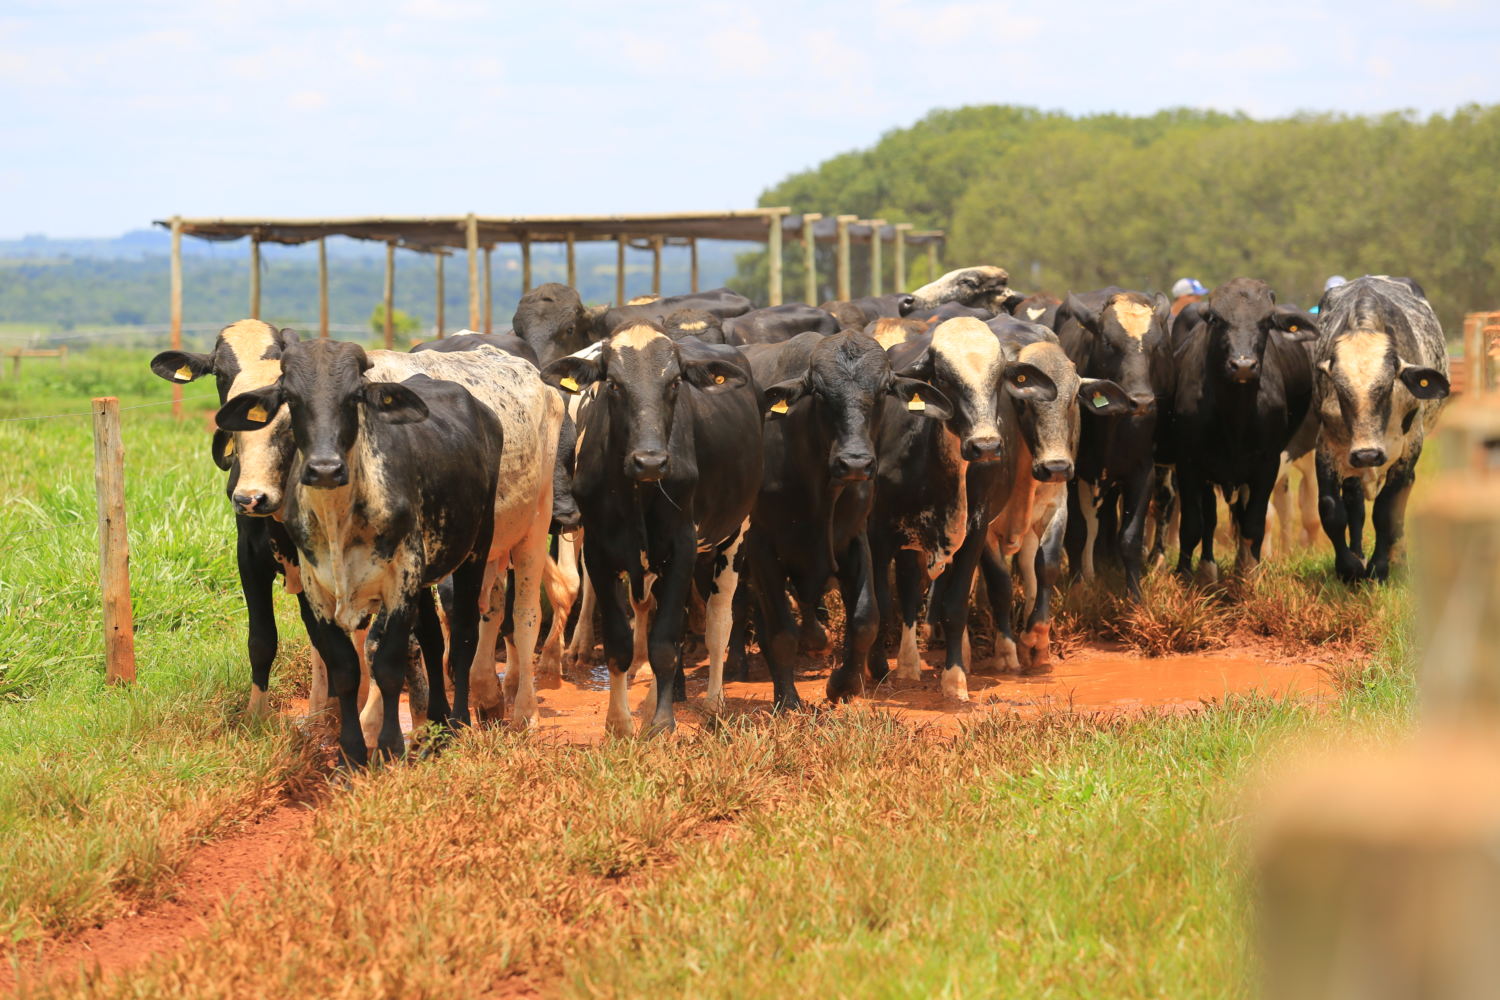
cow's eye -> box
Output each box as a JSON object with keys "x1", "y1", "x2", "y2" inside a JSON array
[{"x1": 606, "y1": 379, "x2": 621, "y2": 393}]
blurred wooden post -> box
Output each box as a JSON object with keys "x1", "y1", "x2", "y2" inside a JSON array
[
  {"x1": 893, "y1": 223, "x2": 912, "y2": 292},
  {"x1": 926, "y1": 240, "x2": 939, "y2": 282},
  {"x1": 465, "y1": 214, "x2": 480, "y2": 330},
  {"x1": 867, "y1": 220, "x2": 886, "y2": 297},
  {"x1": 169, "y1": 216, "x2": 183, "y2": 419},
  {"x1": 767, "y1": 210, "x2": 785, "y2": 306},
  {"x1": 434, "y1": 254, "x2": 445, "y2": 339},
  {"x1": 482, "y1": 246, "x2": 493, "y2": 334},
  {"x1": 317, "y1": 237, "x2": 329, "y2": 339},
  {"x1": 383, "y1": 242, "x2": 395, "y2": 349},
  {"x1": 802, "y1": 213, "x2": 821, "y2": 304},
  {"x1": 91, "y1": 397, "x2": 136, "y2": 686},
  {"x1": 616, "y1": 234, "x2": 626, "y2": 304},
  {"x1": 520, "y1": 232, "x2": 532, "y2": 293},
  {"x1": 689, "y1": 238, "x2": 699, "y2": 293},
  {"x1": 836, "y1": 215, "x2": 856, "y2": 302},
  {"x1": 248, "y1": 234, "x2": 262, "y2": 320},
  {"x1": 566, "y1": 233, "x2": 577, "y2": 289},
  {"x1": 651, "y1": 235, "x2": 663, "y2": 296}
]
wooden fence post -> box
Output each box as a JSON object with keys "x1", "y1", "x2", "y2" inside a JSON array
[
  {"x1": 92, "y1": 397, "x2": 136, "y2": 686},
  {"x1": 689, "y1": 238, "x2": 699, "y2": 293},
  {"x1": 566, "y1": 233, "x2": 577, "y2": 289},
  {"x1": 466, "y1": 214, "x2": 480, "y2": 331},
  {"x1": 249, "y1": 234, "x2": 262, "y2": 320},
  {"x1": 651, "y1": 235, "x2": 663, "y2": 296},
  {"x1": 483, "y1": 246, "x2": 493, "y2": 334},
  {"x1": 802, "y1": 213, "x2": 821, "y2": 305},
  {"x1": 926, "y1": 241, "x2": 939, "y2": 283},
  {"x1": 169, "y1": 216, "x2": 182, "y2": 419},
  {"x1": 521, "y1": 232, "x2": 532, "y2": 294},
  {"x1": 836, "y1": 215, "x2": 856, "y2": 302},
  {"x1": 317, "y1": 237, "x2": 329, "y2": 339},
  {"x1": 383, "y1": 242, "x2": 396, "y2": 349},
  {"x1": 767, "y1": 211, "x2": 785, "y2": 306},
  {"x1": 867, "y1": 220, "x2": 885, "y2": 297},
  {"x1": 434, "y1": 254, "x2": 445, "y2": 339},
  {"x1": 893, "y1": 223, "x2": 911, "y2": 293},
  {"x1": 616, "y1": 234, "x2": 627, "y2": 305}
]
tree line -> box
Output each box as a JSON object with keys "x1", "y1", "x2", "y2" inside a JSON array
[{"x1": 732, "y1": 104, "x2": 1500, "y2": 334}]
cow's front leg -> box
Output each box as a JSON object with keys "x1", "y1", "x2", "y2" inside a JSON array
[
  {"x1": 365, "y1": 609, "x2": 414, "y2": 761},
  {"x1": 1021, "y1": 506, "x2": 1066, "y2": 674},
  {"x1": 892, "y1": 548, "x2": 926, "y2": 681},
  {"x1": 414, "y1": 587, "x2": 448, "y2": 731},
  {"x1": 1118, "y1": 465, "x2": 1154, "y2": 601},
  {"x1": 1175, "y1": 468, "x2": 1205, "y2": 580},
  {"x1": 1366, "y1": 458, "x2": 1416, "y2": 582},
  {"x1": 702, "y1": 524, "x2": 747, "y2": 714},
  {"x1": 643, "y1": 527, "x2": 696, "y2": 735},
  {"x1": 977, "y1": 541, "x2": 1018, "y2": 672},
  {"x1": 1236, "y1": 461, "x2": 1279, "y2": 576},
  {"x1": 238, "y1": 522, "x2": 279, "y2": 718},
  {"x1": 936, "y1": 532, "x2": 986, "y2": 701},
  {"x1": 1316, "y1": 454, "x2": 1364, "y2": 582},
  {"x1": 747, "y1": 532, "x2": 804, "y2": 712},
  {"x1": 828, "y1": 533, "x2": 877, "y2": 702}
]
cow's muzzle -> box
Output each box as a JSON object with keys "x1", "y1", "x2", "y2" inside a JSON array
[
  {"x1": 232, "y1": 489, "x2": 281, "y2": 516},
  {"x1": 1032, "y1": 459, "x2": 1073, "y2": 483},
  {"x1": 1226, "y1": 357, "x2": 1260, "y2": 383},
  {"x1": 962, "y1": 433, "x2": 1003, "y2": 463},
  {"x1": 831, "y1": 450, "x2": 874, "y2": 482},
  {"x1": 302, "y1": 457, "x2": 348, "y2": 488},
  {"x1": 1129, "y1": 394, "x2": 1156, "y2": 416},
  {"x1": 629, "y1": 449, "x2": 669, "y2": 482},
  {"x1": 1350, "y1": 447, "x2": 1387, "y2": 469}
]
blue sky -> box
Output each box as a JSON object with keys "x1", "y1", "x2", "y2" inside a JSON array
[{"x1": 3, "y1": 0, "x2": 1497, "y2": 237}]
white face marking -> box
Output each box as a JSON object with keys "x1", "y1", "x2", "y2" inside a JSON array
[
  {"x1": 1111, "y1": 299, "x2": 1153, "y2": 340},
  {"x1": 1025, "y1": 306, "x2": 1046, "y2": 321},
  {"x1": 220, "y1": 319, "x2": 278, "y2": 363},
  {"x1": 613, "y1": 325, "x2": 668, "y2": 352},
  {"x1": 1333, "y1": 329, "x2": 1389, "y2": 388},
  {"x1": 931, "y1": 318, "x2": 1001, "y2": 385},
  {"x1": 678, "y1": 320, "x2": 707, "y2": 332}
]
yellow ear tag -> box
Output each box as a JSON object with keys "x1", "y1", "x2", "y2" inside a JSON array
[
  {"x1": 1288, "y1": 324, "x2": 1299, "y2": 332},
  {"x1": 247, "y1": 404, "x2": 269, "y2": 423},
  {"x1": 1092, "y1": 393, "x2": 1108, "y2": 408},
  {"x1": 714, "y1": 374, "x2": 725, "y2": 385},
  {"x1": 907, "y1": 392, "x2": 926, "y2": 413},
  {"x1": 174, "y1": 365, "x2": 194, "y2": 381},
  {"x1": 222, "y1": 437, "x2": 236, "y2": 457},
  {"x1": 1016, "y1": 374, "x2": 1027, "y2": 383},
  {"x1": 381, "y1": 394, "x2": 393, "y2": 406},
  {"x1": 1419, "y1": 378, "x2": 1429, "y2": 388},
  {"x1": 770, "y1": 399, "x2": 789, "y2": 414},
  {"x1": 559, "y1": 376, "x2": 580, "y2": 392}
]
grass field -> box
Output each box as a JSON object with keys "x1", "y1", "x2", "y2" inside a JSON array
[{"x1": 0, "y1": 348, "x2": 1417, "y2": 997}]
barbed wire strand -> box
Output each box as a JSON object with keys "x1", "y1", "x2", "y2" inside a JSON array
[{"x1": 0, "y1": 394, "x2": 217, "y2": 424}]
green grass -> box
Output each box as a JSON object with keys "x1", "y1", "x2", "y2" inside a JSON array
[{"x1": 0, "y1": 349, "x2": 318, "y2": 945}]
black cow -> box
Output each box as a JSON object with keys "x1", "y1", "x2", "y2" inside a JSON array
[
  {"x1": 866, "y1": 318, "x2": 1030, "y2": 701},
  {"x1": 216, "y1": 340, "x2": 513, "y2": 765},
  {"x1": 906, "y1": 301, "x2": 995, "y2": 324},
  {"x1": 1006, "y1": 294, "x2": 1062, "y2": 329},
  {"x1": 724, "y1": 304, "x2": 840, "y2": 346},
  {"x1": 661, "y1": 309, "x2": 727, "y2": 344},
  {"x1": 601, "y1": 288, "x2": 753, "y2": 336},
  {"x1": 739, "y1": 331, "x2": 949, "y2": 704},
  {"x1": 820, "y1": 294, "x2": 917, "y2": 326},
  {"x1": 1054, "y1": 288, "x2": 1173, "y2": 599},
  {"x1": 513, "y1": 283, "x2": 600, "y2": 367},
  {"x1": 1311, "y1": 275, "x2": 1450, "y2": 582},
  {"x1": 1166, "y1": 279, "x2": 1319, "y2": 579},
  {"x1": 542, "y1": 323, "x2": 762, "y2": 735}
]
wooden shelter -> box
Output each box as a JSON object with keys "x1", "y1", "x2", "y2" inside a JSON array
[{"x1": 153, "y1": 210, "x2": 945, "y2": 413}]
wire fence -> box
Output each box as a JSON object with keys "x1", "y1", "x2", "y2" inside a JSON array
[{"x1": 0, "y1": 394, "x2": 218, "y2": 424}]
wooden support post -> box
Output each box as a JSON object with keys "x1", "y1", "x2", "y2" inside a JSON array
[
  {"x1": 689, "y1": 238, "x2": 699, "y2": 293},
  {"x1": 868, "y1": 219, "x2": 886, "y2": 297},
  {"x1": 169, "y1": 216, "x2": 182, "y2": 419},
  {"x1": 767, "y1": 211, "x2": 785, "y2": 306},
  {"x1": 249, "y1": 234, "x2": 262, "y2": 320},
  {"x1": 91, "y1": 397, "x2": 136, "y2": 686},
  {"x1": 926, "y1": 241, "x2": 939, "y2": 283},
  {"x1": 616, "y1": 234, "x2": 626, "y2": 304},
  {"x1": 383, "y1": 241, "x2": 396, "y2": 349},
  {"x1": 802, "y1": 213, "x2": 821, "y2": 305},
  {"x1": 317, "y1": 237, "x2": 329, "y2": 339},
  {"x1": 836, "y1": 215, "x2": 856, "y2": 302},
  {"x1": 651, "y1": 235, "x2": 663, "y2": 296},
  {"x1": 566, "y1": 233, "x2": 577, "y2": 289},
  {"x1": 466, "y1": 214, "x2": 480, "y2": 331},
  {"x1": 482, "y1": 246, "x2": 493, "y2": 334},
  {"x1": 435, "y1": 254, "x2": 445, "y2": 339},
  {"x1": 893, "y1": 223, "x2": 912, "y2": 292},
  {"x1": 521, "y1": 232, "x2": 532, "y2": 294}
]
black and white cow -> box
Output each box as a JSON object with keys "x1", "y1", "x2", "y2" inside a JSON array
[
  {"x1": 542, "y1": 323, "x2": 762, "y2": 735},
  {"x1": 1311, "y1": 275, "x2": 1450, "y2": 582},
  {"x1": 979, "y1": 317, "x2": 1129, "y2": 671},
  {"x1": 601, "y1": 288, "x2": 753, "y2": 338},
  {"x1": 150, "y1": 320, "x2": 315, "y2": 717},
  {"x1": 740, "y1": 330, "x2": 949, "y2": 704},
  {"x1": 909, "y1": 266, "x2": 1014, "y2": 313},
  {"x1": 662, "y1": 309, "x2": 728, "y2": 344},
  {"x1": 1054, "y1": 288, "x2": 1173, "y2": 599},
  {"x1": 724, "y1": 304, "x2": 841, "y2": 346},
  {"x1": 217, "y1": 339, "x2": 563, "y2": 764},
  {"x1": 1166, "y1": 279, "x2": 1319, "y2": 579},
  {"x1": 866, "y1": 317, "x2": 1028, "y2": 701}
]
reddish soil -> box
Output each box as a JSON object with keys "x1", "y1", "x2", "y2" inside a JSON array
[{"x1": 1, "y1": 804, "x2": 313, "y2": 996}]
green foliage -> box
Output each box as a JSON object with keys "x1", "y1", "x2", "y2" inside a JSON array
[
  {"x1": 735, "y1": 104, "x2": 1500, "y2": 330},
  {"x1": 369, "y1": 303, "x2": 423, "y2": 340}
]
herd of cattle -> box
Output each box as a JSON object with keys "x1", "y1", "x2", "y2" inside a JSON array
[{"x1": 149, "y1": 267, "x2": 1450, "y2": 765}]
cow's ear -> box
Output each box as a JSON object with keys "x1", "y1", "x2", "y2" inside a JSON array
[
  {"x1": 1003, "y1": 362, "x2": 1058, "y2": 402},
  {"x1": 762, "y1": 377, "x2": 808, "y2": 418},
  {"x1": 1271, "y1": 305, "x2": 1318, "y2": 342},
  {"x1": 1062, "y1": 292, "x2": 1101, "y2": 333},
  {"x1": 150, "y1": 350, "x2": 213, "y2": 383},
  {"x1": 1078, "y1": 378, "x2": 1132, "y2": 417},
  {"x1": 1151, "y1": 291, "x2": 1172, "y2": 329},
  {"x1": 887, "y1": 335, "x2": 933, "y2": 378},
  {"x1": 277, "y1": 327, "x2": 301, "y2": 348},
  {"x1": 889, "y1": 378, "x2": 954, "y2": 420},
  {"x1": 683, "y1": 359, "x2": 748, "y2": 391},
  {"x1": 1317, "y1": 358, "x2": 1334, "y2": 377},
  {"x1": 541, "y1": 356, "x2": 602, "y2": 394},
  {"x1": 217, "y1": 386, "x2": 283, "y2": 431},
  {"x1": 210, "y1": 429, "x2": 236, "y2": 471},
  {"x1": 363, "y1": 382, "x2": 429, "y2": 424},
  {"x1": 1398, "y1": 364, "x2": 1450, "y2": 400}
]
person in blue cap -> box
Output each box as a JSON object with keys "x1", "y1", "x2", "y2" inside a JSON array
[
  {"x1": 1310, "y1": 275, "x2": 1347, "y2": 314},
  {"x1": 1170, "y1": 277, "x2": 1207, "y2": 317}
]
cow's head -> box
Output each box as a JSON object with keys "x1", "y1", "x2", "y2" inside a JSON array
[
  {"x1": 865, "y1": 316, "x2": 931, "y2": 351},
  {"x1": 1001, "y1": 337, "x2": 1131, "y2": 482},
  {"x1": 889, "y1": 318, "x2": 1014, "y2": 463},
  {"x1": 910, "y1": 265, "x2": 1011, "y2": 312},
  {"x1": 541, "y1": 322, "x2": 748, "y2": 482},
  {"x1": 150, "y1": 320, "x2": 301, "y2": 515},
  {"x1": 1317, "y1": 326, "x2": 1449, "y2": 469},
  {"x1": 1199, "y1": 278, "x2": 1317, "y2": 384},
  {"x1": 513, "y1": 282, "x2": 594, "y2": 368},
  {"x1": 663, "y1": 309, "x2": 724, "y2": 344},
  {"x1": 1061, "y1": 290, "x2": 1171, "y2": 414},
  {"x1": 216, "y1": 339, "x2": 429, "y2": 490},
  {"x1": 761, "y1": 332, "x2": 951, "y2": 483}
]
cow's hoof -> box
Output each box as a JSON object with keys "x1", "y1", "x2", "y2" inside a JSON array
[
  {"x1": 825, "y1": 673, "x2": 863, "y2": 703},
  {"x1": 476, "y1": 699, "x2": 505, "y2": 725},
  {"x1": 894, "y1": 630, "x2": 922, "y2": 680},
  {"x1": 940, "y1": 666, "x2": 969, "y2": 702},
  {"x1": 1364, "y1": 559, "x2": 1391, "y2": 583},
  {"x1": 703, "y1": 691, "x2": 726, "y2": 715},
  {"x1": 246, "y1": 686, "x2": 272, "y2": 719},
  {"x1": 604, "y1": 712, "x2": 634, "y2": 738},
  {"x1": 1334, "y1": 553, "x2": 1366, "y2": 583},
  {"x1": 800, "y1": 620, "x2": 831, "y2": 652},
  {"x1": 1019, "y1": 625, "x2": 1053, "y2": 674},
  {"x1": 1195, "y1": 560, "x2": 1220, "y2": 585},
  {"x1": 991, "y1": 636, "x2": 1021, "y2": 674}
]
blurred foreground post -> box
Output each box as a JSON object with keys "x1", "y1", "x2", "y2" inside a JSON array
[
  {"x1": 1256, "y1": 394, "x2": 1500, "y2": 999},
  {"x1": 92, "y1": 397, "x2": 136, "y2": 685}
]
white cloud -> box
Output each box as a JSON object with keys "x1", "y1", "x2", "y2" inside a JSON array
[{"x1": 288, "y1": 90, "x2": 328, "y2": 111}]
